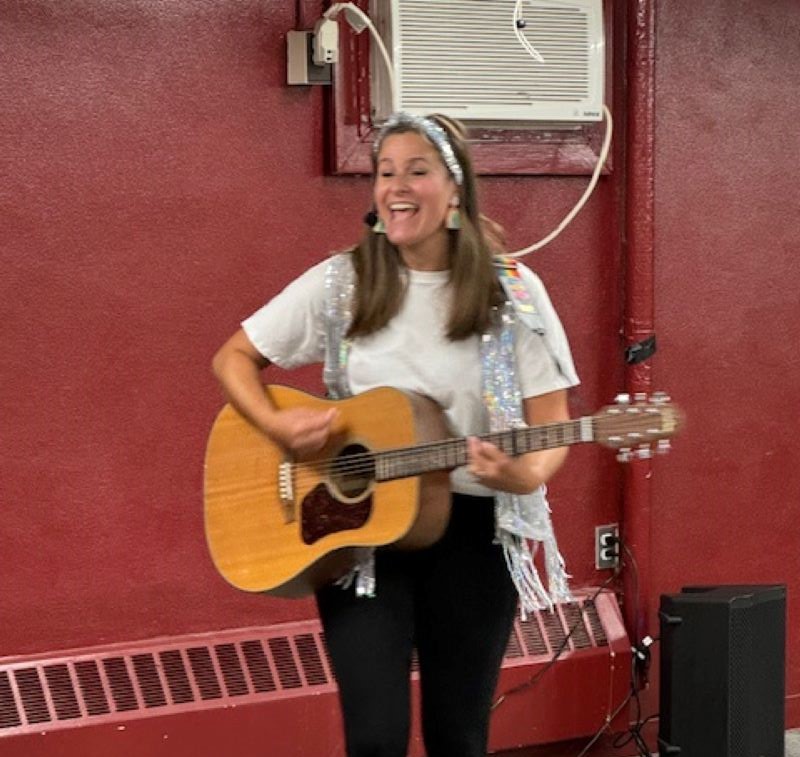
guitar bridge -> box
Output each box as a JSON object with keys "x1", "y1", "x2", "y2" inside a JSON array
[{"x1": 278, "y1": 461, "x2": 295, "y2": 523}]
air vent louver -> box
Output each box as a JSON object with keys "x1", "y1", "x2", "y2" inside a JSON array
[
  {"x1": 0, "y1": 592, "x2": 617, "y2": 736},
  {"x1": 374, "y1": 0, "x2": 605, "y2": 122}
]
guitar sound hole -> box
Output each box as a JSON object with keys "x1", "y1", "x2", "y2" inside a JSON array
[{"x1": 329, "y1": 443, "x2": 375, "y2": 499}]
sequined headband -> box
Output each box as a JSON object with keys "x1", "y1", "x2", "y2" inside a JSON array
[{"x1": 373, "y1": 112, "x2": 464, "y2": 186}]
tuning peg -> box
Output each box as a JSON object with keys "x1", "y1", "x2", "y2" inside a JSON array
[
  {"x1": 651, "y1": 391, "x2": 671, "y2": 404},
  {"x1": 615, "y1": 393, "x2": 631, "y2": 405},
  {"x1": 636, "y1": 446, "x2": 653, "y2": 460},
  {"x1": 656, "y1": 439, "x2": 671, "y2": 454},
  {"x1": 617, "y1": 448, "x2": 633, "y2": 463},
  {"x1": 634, "y1": 392, "x2": 648, "y2": 403}
]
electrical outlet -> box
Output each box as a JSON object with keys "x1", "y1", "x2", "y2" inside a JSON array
[{"x1": 595, "y1": 524, "x2": 619, "y2": 570}]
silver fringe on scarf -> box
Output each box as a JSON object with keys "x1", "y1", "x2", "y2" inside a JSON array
[
  {"x1": 323, "y1": 254, "x2": 376, "y2": 597},
  {"x1": 480, "y1": 305, "x2": 572, "y2": 618}
]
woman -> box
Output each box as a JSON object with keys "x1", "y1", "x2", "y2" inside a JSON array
[{"x1": 212, "y1": 113, "x2": 579, "y2": 757}]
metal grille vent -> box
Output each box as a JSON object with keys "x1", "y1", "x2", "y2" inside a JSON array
[
  {"x1": 0, "y1": 592, "x2": 614, "y2": 736},
  {"x1": 375, "y1": 0, "x2": 605, "y2": 122}
]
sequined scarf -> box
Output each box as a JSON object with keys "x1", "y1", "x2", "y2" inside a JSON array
[{"x1": 322, "y1": 253, "x2": 572, "y2": 615}]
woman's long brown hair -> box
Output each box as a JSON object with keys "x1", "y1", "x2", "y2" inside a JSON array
[{"x1": 347, "y1": 114, "x2": 505, "y2": 341}]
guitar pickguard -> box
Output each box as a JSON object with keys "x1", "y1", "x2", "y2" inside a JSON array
[{"x1": 301, "y1": 484, "x2": 373, "y2": 545}]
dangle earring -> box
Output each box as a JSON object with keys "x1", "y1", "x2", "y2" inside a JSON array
[
  {"x1": 364, "y1": 208, "x2": 385, "y2": 234},
  {"x1": 446, "y1": 197, "x2": 461, "y2": 230}
]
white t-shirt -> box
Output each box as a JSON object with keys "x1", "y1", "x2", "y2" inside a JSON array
[{"x1": 242, "y1": 255, "x2": 579, "y2": 495}]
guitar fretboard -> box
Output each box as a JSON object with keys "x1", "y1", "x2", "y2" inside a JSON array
[{"x1": 374, "y1": 418, "x2": 592, "y2": 481}]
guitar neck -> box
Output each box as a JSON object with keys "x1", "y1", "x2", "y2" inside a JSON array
[{"x1": 375, "y1": 417, "x2": 593, "y2": 481}]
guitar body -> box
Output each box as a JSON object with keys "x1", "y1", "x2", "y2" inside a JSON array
[
  {"x1": 205, "y1": 384, "x2": 683, "y2": 598},
  {"x1": 204, "y1": 385, "x2": 452, "y2": 597}
]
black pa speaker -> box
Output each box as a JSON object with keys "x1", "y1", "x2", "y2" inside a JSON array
[{"x1": 658, "y1": 584, "x2": 786, "y2": 757}]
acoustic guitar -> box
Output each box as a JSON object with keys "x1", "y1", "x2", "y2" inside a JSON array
[{"x1": 204, "y1": 385, "x2": 682, "y2": 597}]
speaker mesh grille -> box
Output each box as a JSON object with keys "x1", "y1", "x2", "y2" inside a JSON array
[{"x1": 658, "y1": 585, "x2": 786, "y2": 757}]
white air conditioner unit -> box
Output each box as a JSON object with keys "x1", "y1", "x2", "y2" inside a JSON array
[{"x1": 370, "y1": 0, "x2": 605, "y2": 123}]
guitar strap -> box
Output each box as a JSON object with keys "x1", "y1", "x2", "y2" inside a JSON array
[
  {"x1": 493, "y1": 255, "x2": 547, "y2": 332},
  {"x1": 493, "y1": 254, "x2": 577, "y2": 390},
  {"x1": 323, "y1": 253, "x2": 572, "y2": 614}
]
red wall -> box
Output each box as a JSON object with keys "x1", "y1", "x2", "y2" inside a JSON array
[
  {"x1": 0, "y1": 0, "x2": 620, "y2": 656},
  {"x1": 1, "y1": 0, "x2": 797, "y2": 742},
  {"x1": 650, "y1": 0, "x2": 800, "y2": 721}
]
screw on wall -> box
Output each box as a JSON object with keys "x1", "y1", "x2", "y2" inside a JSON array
[{"x1": 595, "y1": 524, "x2": 620, "y2": 570}]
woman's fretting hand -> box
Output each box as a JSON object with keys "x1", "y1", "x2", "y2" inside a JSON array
[{"x1": 466, "y1": 436, "x2": 544, "y2": 495}]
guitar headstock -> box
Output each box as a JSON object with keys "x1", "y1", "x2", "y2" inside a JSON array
[{"x1": 594, "y1": 392, "x2": 684, "y2": 462}]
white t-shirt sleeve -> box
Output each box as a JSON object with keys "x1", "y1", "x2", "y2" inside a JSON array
[
  {"x1": 240, "y1": 258, "x2": 330, "y2": 369},
  {"x1": 514, "y1": 263, "x2": 580, "y2": 398}
]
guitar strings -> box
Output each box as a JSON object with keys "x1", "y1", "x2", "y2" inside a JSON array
[
  {"x1": 288, "y1": 421, "x2": 585, "y2": 477},
  {"x1": 284, "y1": 414, "x2": 668, "y2": 482},
  {"x1": 288, "y1": 414, "x2": 666, "y2": 478}
]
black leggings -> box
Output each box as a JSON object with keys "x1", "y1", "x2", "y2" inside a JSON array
[{"x1": 316, "y1": 494, "x2": 518, "y2": 757}]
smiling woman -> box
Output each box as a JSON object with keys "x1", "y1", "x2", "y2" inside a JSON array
[
  {"x1": 349, "y1": 113, "x2": 505, "y2": 341},
  {"x1": 211, "y1": 111, "x2": 579, "y2": 757},
  {"x1": 374, "y1": 131, "x2": 455, "y2": 266}
]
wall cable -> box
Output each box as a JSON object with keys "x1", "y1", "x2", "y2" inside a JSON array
[
  {"x1": 491, "y1": 572, "x2": 619, "y2": 711},
  {"x1": 323, "y1": 2, "x2": 396, "y2": 110},
  {"x1": 570, "y1": 537, "x2": 659, "y2": 757},
  {"x1": 508, "y1": 104, "x2": 613, "y2": 257}
]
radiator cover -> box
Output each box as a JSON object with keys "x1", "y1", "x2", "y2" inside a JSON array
[{"x1": 0, "y1": 588, "x2": 630, "y2": 755}]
